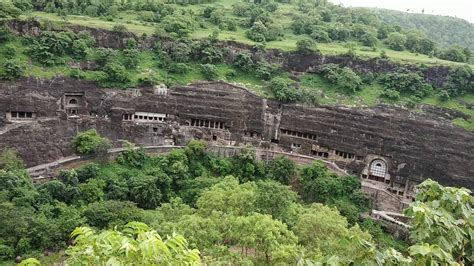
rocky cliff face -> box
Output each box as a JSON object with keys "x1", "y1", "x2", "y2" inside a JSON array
[{"x1": 0, "y1": 78, "x2": 473, "y2": 193}]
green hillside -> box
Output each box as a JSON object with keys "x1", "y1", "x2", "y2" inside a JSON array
[{"x1": 370, "y1": 8, "x2": 474, "y2": 51}]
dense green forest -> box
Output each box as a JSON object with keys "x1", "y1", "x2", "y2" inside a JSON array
[
  {"x1": 370, "y1": 8, "x2": 474, "y2": 51},
  {"x1": 0, "y1": 131, "x2": 473, "y2": 265}
]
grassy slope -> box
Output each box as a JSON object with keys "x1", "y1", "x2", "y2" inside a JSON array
[{"x1": 24, "y1": 9, "x2": 472, "y2": 68}]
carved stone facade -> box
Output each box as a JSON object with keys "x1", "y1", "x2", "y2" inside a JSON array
[{"x1": 1, "y1": 78, "x2": 473, "y2": 205}]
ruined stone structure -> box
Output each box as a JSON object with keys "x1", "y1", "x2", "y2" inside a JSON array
[{"x1": 0, "y1": 78, "x2": 473, "y2": 211}]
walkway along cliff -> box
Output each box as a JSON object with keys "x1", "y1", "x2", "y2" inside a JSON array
[{"x1": 0, "y1": 77, "x2": 473, "y2": 211}]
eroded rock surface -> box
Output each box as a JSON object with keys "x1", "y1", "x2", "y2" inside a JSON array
[{"x1": 0, "y1": 78, "x2": 473, "y2": 198}]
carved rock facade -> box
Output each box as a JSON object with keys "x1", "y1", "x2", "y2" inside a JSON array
[{"x1": 0, "y1": 78, "x2": 473, "y2": 206}]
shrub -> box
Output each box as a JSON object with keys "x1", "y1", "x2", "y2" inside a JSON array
[
  {"x1": 72, "y1": 129, "x2": 110, "y2": 156},
  {"x1": 161, "y1": 15, "x2": 195, "y2": 37},
  {"x1": 360, "y1": 32, "x2": 378, "y2": 47},
  {"x1": 233, "y1": 51, "x2": 254, "y2": 70},
  {"x1": 255, "y1": 61, "x2": 279, "y2": 80},
  {"x1": 379, "y1": 68, "x2": 432, "y2": 98},
  {"x1": 103, "y1": 62, "x2": 130, "y2": 83},
  {"x1": 246, "y1": 21, "x2": 267, "y2": 42},
  {"x1": 70, "y1": 68, "x2": 86, "y2": 79},
  {"x1": 385, "y1": 32, "x2": 406, "y2": 51},
  {"x1": 200, "y1": 64, "x2": 218, "y2": 80},
  {"x1": 443, "y1": 65, "x2": 473, "y2": 96},
  {"x1": 167, "y1": 63, "x2": 191, "y2": 74},
  {"x1": 296, "y1": 38, "x2": 317, "y2": 53},
  {"x1": 0, "y1": 27, "x2": 13, "y2": 44},
  {"x1": 310, "y1": 28, "x2": 331, "y2": 43},
  {"x1": 268, "y1": 77, "x2": 300, "y2": 102},
  {"x1": 321, "y1": 64, "x2": 362, "y2": 92},
  {"x1": 439, "y1": 45, "x2": 468, "y2": 62},
  {"x1": 112, "y1": 24, "x2": 128, "y2": 35},
  {"x1": 2, "y1": 59, "x2": 24, "y2": 80},
  {"x1": 121, "y1": 49, "x2": 140, "y2": 69}
]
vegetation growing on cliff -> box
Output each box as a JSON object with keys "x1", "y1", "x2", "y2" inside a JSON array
[
  {"x1": 0, "y1": 0, "x2": 473, "y2": 131},
  {"x1": 0, "y1": 140, "x2": 472, "y2": 265}
]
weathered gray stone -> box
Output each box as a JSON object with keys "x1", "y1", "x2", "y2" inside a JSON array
[{"x1": 0, "y1": 77, "x2": 473, "y2": 193}]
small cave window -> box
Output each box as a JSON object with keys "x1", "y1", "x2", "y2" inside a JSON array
[
  {"x1": 69, "y1": 99, "x2": 78, "y2": 105},
  {"x1": 369, "y1": 159, "x2": 387, "y2": 178},
  {"x1": 212, "y1": 135, "x2": 217, "y2": 141}
]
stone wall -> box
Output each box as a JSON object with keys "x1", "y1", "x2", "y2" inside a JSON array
[{"x1": 1, "y1": 78, "x2": 473, "y2": 194}]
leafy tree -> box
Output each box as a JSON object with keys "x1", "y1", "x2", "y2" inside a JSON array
[
  {"x1": 121, "y1": 49, "x2": 139, "y2": 69},
  {"x1": 310, "y1": 27, "x2": 331, "y2": 43},
  {"x1": 71, "y1": 129, "x2": 110, "y2": 156},
  {"x1": 2, "y1": 59, "x2": 25, "y2": 80},
  {"x1": 328, "y1": 25, "x2": 351, "y2": 41},
  {"x1": 321, "y1": 64, "x2": 362, "y2": 92},
  {"x1": 199, "y1": 63, "x2": 218, "y2": 80},
  {"x1": 385, "y1": 32, "x2": 406, "y2": 51},
  {"x1": 294, "y1": 203, "x2": 372, "y2": 262},
  {"x1": 0, "y1": 27, "x2": 13, "y2": 44},
  {"x1": 233, "y1": 213, "x2": 297, "y2": 261},
  {"x1": 405, "y1": 31, "x2": 435, "y2": 55},
  {"x1": 168, "y1": 41, "x2": 192, "y2": 63},
  {"x1": 66, "y1": 222, "x2": 201, "y2": 265},
  {"x1": 379, "y1": 68, "x2": 432, "y2": 99},
  {"x1": 360, "y1": 32, "x2": 378, "y2": 47},
  {"x1": 246, "y1": 20, "x2": 267, "y2": 42},
  {"x1": 405, "y1": 179, "x2": 473, "y2": 265},
  {"x1": 0, "y1": 2, "x2": 21, "y2": 18},
  {"x1": 197, "y1": 176, "x2": 257, "y2": 217},
  {"x1": 439, "y1": 45, "x2": 468, "y2": 62},
  {"x1": 233, "y1": 51, "x2": 254, "y2": 70},
  {"x1": 83, "y1": 201, "x2": 144, "y2": 229},
  {"x1": 102, "y1": 61, "x2": 130, "y2": 84},
  {"x1": 268, "y1": 77, "x2": 300, "y2": 103},
  {"x1": 255, "y1": 180, "x2": 298, "y2": 222},
  {"x1": 265, "y1": 156, "x2": 296, "y2": 185},
  {"x1": 128, "y1": 173, "x2": 171, "y2": 209},
  {"x1": 443, "y1": 65, "x2": 473, "y2": 97},
  {"x1": 192, "y1": 38, "x2": 224, "y2": 64},
  {"x1": 255, "y1": 60, "x2": 279, "y2": 80},
  {"x1": 0, "y1": 148, "x2": 25, "y2": 171}
]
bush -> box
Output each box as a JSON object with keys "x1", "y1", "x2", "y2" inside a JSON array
[
  {"x1": 72, "y1": 129, "x2": 110, "y2": 156},
  {"x1": 2, "y1": 59, "x2": 24, "y2": 80},
  {"x1": 296, "y1": 39, "x2": 317, "y2": 53},
  {"x1": 121, "y1": 49, "x2": 140, "y2": 69},
  {"x1": 439, "y1": 45, "x2": 468, "y2": 62},
  {"x1": 268, "y1": 77, "x2": 300, "y2": 102},
  {"x1": 360, "y1": 32, "x2": 378, "y2": 47},
  {"x1": 0, "y1": 27, "x2": 13, "y2": 44},
  {"x1": 70, "y1": 68, "x2": 86, "y2": 79},
  {"x1": 379, "y1": 68, "x2": 432, "y2": 98},
  {"x1": 310, "y1": 28, "x2": 331, "y2": 43},
  {"x1": 385, "y1": 32, "x2": 406, "y2": 51},
  {"x1": 200, "y1": 64, "x2": 218, "y2": 80},
  {"x1": 246, "y1": 21, "x2": 267, "y2": 42},
  {"x1": 321, "y1": 64, "x2": 362, "y2": 92},
  {"x1": 255, "y1": 61, "x2": 279, "y2": 80},
  {"x1": 233, "y1": 52, "x2": 254, "y2": 70},
  {"x1": 167, "y1": 63, "x2": 191, "y2": 74},
  {"x1": 103, "y1": 62, "x2": 130, "y2": 83},
  {"x1": 112, "y1": 24, "x2": 128, "y2": 35},
  {"x1": 161, "y1": 15, "x2": 195, "y2": 37},
  {"x1": 443, "y1": 65, "x2": 473, "y2": 96}
]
